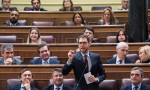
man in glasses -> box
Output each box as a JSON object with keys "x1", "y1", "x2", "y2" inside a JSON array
[
  {"x1": 106, "y1": 42, "x2": 135, "y2": 64},
  {"x1": 62, "y1": 34, "x2": 106, "y2": 90},
  {"x1": 118, "y1": 0, "x2": 129, "y2": 10},
  {"x1": 120, "y1": 67, "x2": 150, "y2": 90}
]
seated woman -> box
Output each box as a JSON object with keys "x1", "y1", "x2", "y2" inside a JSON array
[
  {"x1": 27, "y1": 27, "x2": 46, "y2": 44},
  {"x1": 116, "y1": 30, "x2": 128, "y2": 43},
  {"x1": 60, "y1": 0, "x2": 76, "y2": 11},
  {"x1": 135, "y1": 45, "x2": 150, "y2": 64},
  {"x1": 72, "y1": 12, "x2": 85, "y2": 26},
  {"x1": 99, "y1": 8, "x2": 118, "y2": 25}
]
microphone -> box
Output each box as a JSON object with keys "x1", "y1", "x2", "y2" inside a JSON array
[{"x1": 74, "y1": 63, "x2": 88, "y2": 90}]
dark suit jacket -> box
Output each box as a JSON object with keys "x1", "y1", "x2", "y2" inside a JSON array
[
  {"x1": 0, "y1": 57, "x2": 22, "y2": 65},
  {"x1": 4, "y1": 22, "x2": 24, "y2": 26},
  {"x1": 43, "y1": 84, "x2": 73, "y2": 90},
  {"x1": 62, "y1": 51, "x2": 106, "y2": 90},
  {"x1": 8, "y1": 84, "x2": 38, "y2": 90},
  {"x1": 106, "y1": 57, "x2": 135, "y2": 64},
  {"x1": 0, "y1": 7, "x2": 16, "y2": 11},
  {"x1": 120, "y1": 83, "x2": 150, "y2": 90},
  {"x1": 30, "y1": 8, "x2": 47, "y2": 11},
  {"x1": 30, "y1": 58, "x2": 60, "y2": 64}
]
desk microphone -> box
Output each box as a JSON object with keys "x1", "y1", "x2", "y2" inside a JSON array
[{"x1": 74, "y1": 63, "x2": 88, "y2": 90}]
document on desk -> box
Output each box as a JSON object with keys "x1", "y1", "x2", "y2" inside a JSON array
[{"x1": 84, "y1": 72, "x2": 92, "y2": 84}]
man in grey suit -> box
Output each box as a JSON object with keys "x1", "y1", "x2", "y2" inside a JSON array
[
  {"x1": 0, "y1": 43, "x2": 22, "y2": 65},
  {"x1": 30, "y1": 43, "x2": 60, "y2": 64},
  {"x1": 106, "y1": 42, "x2": 135, "y2": 64}
]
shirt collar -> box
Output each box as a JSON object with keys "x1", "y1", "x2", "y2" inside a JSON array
[
  {"x1": 132, "y1": 83, "x2": 142, "y2": 90},
  {"x1": 54, "y1": 84, "x2": 63, "y2": 90},
  {"x1": 80, "y1": 51, "x2": 89, "y2": 57},
  {"x1": 116, "y1": 55, "x2": 125, "y2": 64},
  {"x1": 42, "y1": 58, "x2": 50, "y2": 64},
  {"x1": 2, "y1": 8, "x2": 9, "y2": 11}
]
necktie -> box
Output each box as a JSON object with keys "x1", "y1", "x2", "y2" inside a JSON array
[
  {"x1": 135, "y1": 86, "x2": 138, "y2": 90},
  {"x1": 119, "y1": 60, "x2": 122, "y2": 64},
  {"x1": 84, "y1": 55, "x2": 88, "y2": 73},
  {"x1": 56, "y1": 87, "x2": 60, "y2": 90}
]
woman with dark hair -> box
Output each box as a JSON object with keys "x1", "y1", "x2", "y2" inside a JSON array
[
  {"x1": 116, "y1": 30, "x2": 128, "y2": 43},
  {"x1": 99, "y1": 8, "x2": 118, "y2": 25},
  {"x1": 27, "y1": 27, "x2": 45, "y2": 44},
  {"x1": 60, "y1": 0, "x2": 76, "y2": 11},
  {"x1": 72, "y1": 12, "x2": 85, "y2": 26}
]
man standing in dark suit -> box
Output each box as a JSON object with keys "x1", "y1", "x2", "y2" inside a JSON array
[
  {"x1": 8, "y1": 69, "x2": 38, "y2": 90},
  {"x1": 120, "y1": 67, "x2": 150, "y2": 90},
  {"x1": 106, "y1": 42, "x2": 135, "y2": 64},
  {"x1": 30, "y1": 0, "x2": 47, "y2": 11},
  {"x1": 62, "y1": 35, "x2": 106, "y2": 90},
  {"x1": 30, "y1": 43, "x2": 60, "y2": 64},
  {"x1": 43, "y1": 68, "x2": 73, "y2": 90}
]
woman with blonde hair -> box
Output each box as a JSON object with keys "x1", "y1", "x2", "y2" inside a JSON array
[
  {"x1": 135, "y1": 45, "x2": 150, "y2": 64},
  {"x1": 99, "y1": 8, "x2": 118, "y2": 25},
  {"x1": 27, "y1": 27, "x2": 45, "y2": 44}
]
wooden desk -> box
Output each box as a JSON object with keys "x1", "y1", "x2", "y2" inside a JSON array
[
  {"x1": 0, "y1": 25, "x2": 126, "y2": 43},
  {"x1": 0, "y1": 43, "x2": 149, "y2": 64},
  {"x1": 0, "y1": 64, "x2": 150, "y2": 89}
]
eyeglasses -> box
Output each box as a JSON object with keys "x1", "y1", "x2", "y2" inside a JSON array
[
  {"x1": 78, "y1": 42, "x2": 88, "y2": 45},
  {"x1": 130, "y1": 73, "x2": 140, "y2": 77},
  {"x1": 120, "y1": 49, "x2": 128, "y2": 52}
]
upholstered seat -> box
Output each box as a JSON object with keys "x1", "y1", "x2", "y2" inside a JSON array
[
  {"x1": 121, "y1": 78, "x2": 150, "y2": 87},
  {"x1": 74, "y1": 6, "x2": 82, "y2": 11},
  {"x1": 33, "y1": 56, "x2": 58, "y2": 60},
  {"x1": 6, "y1": 20, "x2": 27, "y2": 26},
  {"x1": 0, "y1": 36, "x2": 16, "y2": 43},
  {"x1": 91, "y1": 6, "x2": 112, "y2": 11},
  {"x1": 0, "y1": 7, "x2": 17, "y2": 10},
  {"x1": 99, "y1": 80, "x2": 117, "y2": 90},
  {"x1": 113, "y1": 54, "x2": 139, "y2": 61},
  {"x1": 41, "y1": 36, "x2": 54, "y2": 43},
  {"x1": 49, "y1": 79, "x2": 74, "y2": 87},
  {"x1": 32, "y1": 21, "x2": 54, "y2": 26},
  {"x1": 24, "y1": 7, "x2": 44, "y2": 11},
  {"x1": 106, "y1": 36, "x2": 116, "y2": 43},
  {"x1": 65, "y1": 21, "x2": 74, "y2": 26}
]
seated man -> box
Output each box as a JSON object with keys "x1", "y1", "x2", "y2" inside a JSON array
[
  {"x1": 120, "y1": 67, "x2": 150, "y2": 90},
  {"x1": 30, "y1": 43, "x2": 60, "y2": 64},
  {"x1": 0, "y1": 43, "x2": 22, "y2": 65},
  {"x1": 106, "y1": 42, "x2": 135, "y2": 64},
  {"x1": 8, "y1": 69, "x2": 38, "y2": 90},
  {"x1": 118, "y1": 0, "x2": 129, "y2": 10},
  {"x1": 43, "y1": 68, "x2": 73, "y2": 90},
  {"x1": 0, "y1": 0, "x2": 16, "y2": 11},
  {"x1": 30, "y1": 0, "x2": 47, "y2": 11},
  {"x1": 4, "y1": 10, "x2": 24, "y2": 26}
]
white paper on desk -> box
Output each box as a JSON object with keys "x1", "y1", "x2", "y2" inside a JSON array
[{"x1": 84, "y1": 72, "x2": 92, "y2": 84}]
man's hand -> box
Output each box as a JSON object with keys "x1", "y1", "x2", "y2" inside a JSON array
[
  {"x1": 5, "y1": 58, "x2": 13, "y2": 65},
  {"x1": 24, "y1": 79, "x2": 31, "y2": 90},
  {"x1": 67, "y1": 50, "x2": 75, "y2": 63},
  {"x1": 88, "y1": 75, "x2": 98, "y2": 83},
  {"x1": 135, "y1": 60, "x2": 141, "y2": 64}
]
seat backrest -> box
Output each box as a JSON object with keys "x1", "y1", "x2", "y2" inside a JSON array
[
  {"x1": 6, "y1": 20, "x2": 27, "y2": 26},
  {"x1": 121, "y1": 78, "x2": 150, "y2": 87},
  {"x1": 0, "y1": 56, "x2": 21, "y2": 60},
  {"x1": 0, "y1": 36, "x2": 16, "y2": 43},
  {"x1": 41, "y1": 36, "x2": 54, "y2": 43},
  {"x1": 33, "y1": 56, "x2": 58, "y2": 60},
  {"x1": 65, "y1": 21, "x2": 74, "y2": 26},
  {"x1": 0, "y1": 7, "x2": 17, "y2": 10},
  {"x1": 24, "y1": 7, "x2": 44, "y2": 11},
  {"x1": 74, "y1": 6, "x2": 82, "y2": 11},
  {"x1": 113, "y1": 54, "x2": 139, "y2": 61},
  {"x1": 49, "y1": 79, "x2": 74, "y2": 87},
  {"x1": 99, "y1": 80, "x2": 117, "y2": 90},
  {"x1": 106, "y1": 36, "x2": 116, "y2": 43},
  {"x1": 32, "y1": 21, "x2": 54, "y2": 26},
  {"x1": 91, "y1": 6, "x2": 112, "y2": 11}
]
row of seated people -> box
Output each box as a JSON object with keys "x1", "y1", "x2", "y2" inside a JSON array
[
  {"x1": 7, "y1": 67, "x2": 150, "y2": 90},
  {"x1": 0, "y1": 0, "x2": 129, "y2": 11},
  {"x1": 2, "y1": 8, "x2": 120, "y2": 26}
]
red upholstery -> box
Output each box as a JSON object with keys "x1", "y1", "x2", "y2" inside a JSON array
[
  {"x1": 99, "y1": 80, "x2": 117, "y2": 90},
  {"x1": 41, "y1": 36, "x2": 54, "y2": 43},
  {"x1": 74, "y1": 6, "x2": 82, "y2": 11},
  {"x1": 113, "y1": 54, "x2": 139, "y2": 61},
  {"x1": 32, "y1": 21, "x2": 54, "y2": 26},
  {"x1": 121, "y1": 78, "x2": 150, "y2": 86},
  {"x1": 91, "y1": 6, "x2": 112, "y2": 11},
  {"x1": 106, "y1": 36, "x2": 116, "y2": 43},
  {"x1": 49, "y1": 79, "x2": 74, "y2": 87},
  {"x1": 0, "y1": 36, "x2": 16, "y2": 43},
  {"x1": 65, "y1": 21, "x2": 74, "y2": 26}
]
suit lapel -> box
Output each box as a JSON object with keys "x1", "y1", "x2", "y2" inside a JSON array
[
  {"x1": 89, "y1": 52, "x2": 94, "y2": 71},
  {"x1": 0, "y1": 58, "x2": 4, "y2": 64},
  {"x1": 15, "y1": 84, "x2": 21, "y2": 90}
]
